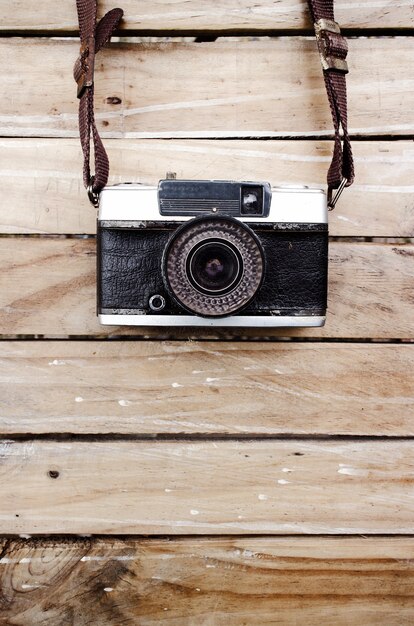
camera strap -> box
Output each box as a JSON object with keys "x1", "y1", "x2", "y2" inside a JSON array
[
  {"x1": 74, "y1": 0, "x2": 354, "y2": 209},
  {"x1": 73, "y1": 0, "x2": 123, "y2": 205},
  {"x1": 307, "y1": 0, "x2": 354, "y2": 208}
]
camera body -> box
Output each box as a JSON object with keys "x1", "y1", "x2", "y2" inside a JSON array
[{"x1": 97, "y1": 180, "x2": 328, "y2": 327}]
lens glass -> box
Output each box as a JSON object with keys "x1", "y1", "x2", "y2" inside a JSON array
[{"x1": 187, "y1": 240, "x2": 242, "y2": 295}]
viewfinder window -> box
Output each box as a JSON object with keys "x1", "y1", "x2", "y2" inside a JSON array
[{"x1": 241, "y1": 185, "x2": 264, "y2": 215}]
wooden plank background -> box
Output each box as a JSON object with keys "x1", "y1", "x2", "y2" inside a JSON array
[
  {"x1": 1, "y1": 0, "x2": 413, "y2": 623},
  {"x1": 2, "y1": 439, "x2": 414, "y2": 534},
  {"x1": 2, "y1": 538, "x2": 414, "y2": 625},
  {"x1": 1, "y1": 1, "x2": 412, "y2": 32},
  {"x1": 1, "y1": 239, "x2": 413, "y2": 338},
  {"x1": 1, "y1": 39, "x2": 414, "y2": 138},
  {"x1": 2, "y1": 139, "x2": 414, "y2": 236},
  {"x1": 2, "y1": 342, "x2": 413, "y2": 436}
]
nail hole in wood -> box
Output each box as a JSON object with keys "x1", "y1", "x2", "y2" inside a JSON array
[{"x1": 106, "y1": 96, "x2": 122, "y2": 105}]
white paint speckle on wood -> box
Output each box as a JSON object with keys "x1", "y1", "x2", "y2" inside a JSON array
[
  {"x1": 75, "y1": 396, "x2": 83, "y2": 403},
  {"x1": 337, "y1": 215, "x2": 359, "y2": 226},
  {"x1": 338, "y1": 465, "x2": 369, "y2": 477},
  {"x1": 190, "y1": 509, "x2": 199, "y2": 515},
  {"x1": 277, "y1": 479, "x2": 290, "y2": 485},
  {"x1": 258, "y1": 494, "x2": 268, "y2": 501},
  {"x1": 171, "y1": 382, "x2": 183, "y2": 388},
  {"x1": 80, "y1": 555, "x2": 136, "y2": 562},
  {"x1": 118, "y1": 400, "x2": 131, "y2": 407}
]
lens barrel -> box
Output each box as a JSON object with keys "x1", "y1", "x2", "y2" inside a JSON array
[{"x1": 163, "y1": 216, "x2": 264, "y2": 317}]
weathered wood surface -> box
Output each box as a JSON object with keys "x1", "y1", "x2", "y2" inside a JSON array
[
  {"x1": 1, "y1": 0, "x2": 411, "y2": 33},
  {"x1": 1, "y1": 439, "x2": 414, "y2": 534},
  {"x1": 2, "y1": 139, "x2": 414, "y2": 236},
  {"x1": 1, "y1": 238, "x2": 412, "y2": 338},
  {"x1": 1, "y1": 39, "x2": 414, "y2": 138},
  {"x1": 0, "y1": 1, "x2": 412, "y2": 620},
  {"x1": 1, "y1": 537, "x2": 414, "y2": 625},
  {"x1": 2, "y1": 341, "x2": 414, "y2": 436}
]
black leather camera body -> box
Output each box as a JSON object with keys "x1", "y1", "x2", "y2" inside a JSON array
[{"x1": 97, "y1": 179, "x2": 328, "y2": 327}]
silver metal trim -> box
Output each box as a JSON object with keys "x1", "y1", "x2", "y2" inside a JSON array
[
  {"x1": 315, "y1": 18, "x2": 341, "y2": 35},
  {"x1": 98, "y1": 184, "x2": 328, "y2": 225},
  {"x1": 314, "y1": 18, "x2": 349, "y2": 73},
  {"x1": 327, "y1": 177, "x2": 348, "y2": 211},
  {"x1": 100, "y1": 220, "x2": 150, "y2": 229},
  {"x1": 98, "y1": 314, "x2": 326, "y2": 328},
  {"x1": 99, "y1": 220, "x2": 326, "y2": 231},
  {"x1": 149, "y1": 295, "x2": 166, "y2": 311}
]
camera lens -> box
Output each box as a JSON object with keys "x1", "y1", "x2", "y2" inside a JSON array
[
  {"x1": 163, "y1": 216, "x2": 264, "y2": 318},
  {"x1": 187, "y1": 240, "x2": 243, "y2": 295}
]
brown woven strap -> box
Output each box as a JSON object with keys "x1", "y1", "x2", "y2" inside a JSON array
[
  {"x1": 74, "y1": 1, "x2": 353, "y2": 208},
  {"x1": 307, "y1": 0, "x2": 354, "y2": 206},
  {"x1": 73, "y1": 0, "x2": 123, "y2": 201}
]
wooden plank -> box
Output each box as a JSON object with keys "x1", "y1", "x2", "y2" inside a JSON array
[
  {"x1": 1, "y1": 38, "x2": 413, "y2": 138},
  {"x1": 1, "y1": 439, "x2": 414, "y2": 534},
  {"x1": 1, "y1": 538, "x2": 414, "y2": 625},
  {"x1": 0, "y1": 239, "x2": 413, "y2": 338},
  {"x1": 2, "y1": 139, "x2": 414, "y2": 237},
  {"x1": 1, "y1": 342, "x2": 414, "y2": 436},
  {"x1": 0, "y1": 1, "x2": 411, "y2": 33}
]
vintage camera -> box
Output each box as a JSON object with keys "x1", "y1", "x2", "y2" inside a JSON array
[{"x1": 97, "y1": 180, "x2": 328, "y2": 327}]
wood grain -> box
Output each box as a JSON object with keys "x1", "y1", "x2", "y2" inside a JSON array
[
  {"x1": 1, "y1": 38, "x2": 414, "y2": 138},
  {"x1": 0, "y1": 238, "x2": 413, "y2": 338},
  {"x1": 1, "y1": 537, "x2": 414, "y2": 625},
  {"x1": 1, "y1": 341, "x2": 414, "y2": 436},
  {"x1": 0, "y1": 4, "x2": 412, "y2": 622},
  {"x1": 0, "y1": 0, "x2": 411, "y2": 33},
  {"x1": 2, "y1": 439, "x2": 414, "y2": 534},
  {"x1": 2, "y1": 139, "x2": 414, "y2": 236}
]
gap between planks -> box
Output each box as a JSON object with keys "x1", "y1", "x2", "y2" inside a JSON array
[
  {"x1": 2, "y1": 28, "x2": 414, "y2": 37},
  {"x1": 2, "y1": 435, "x2": 414, "y2": 442}
]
